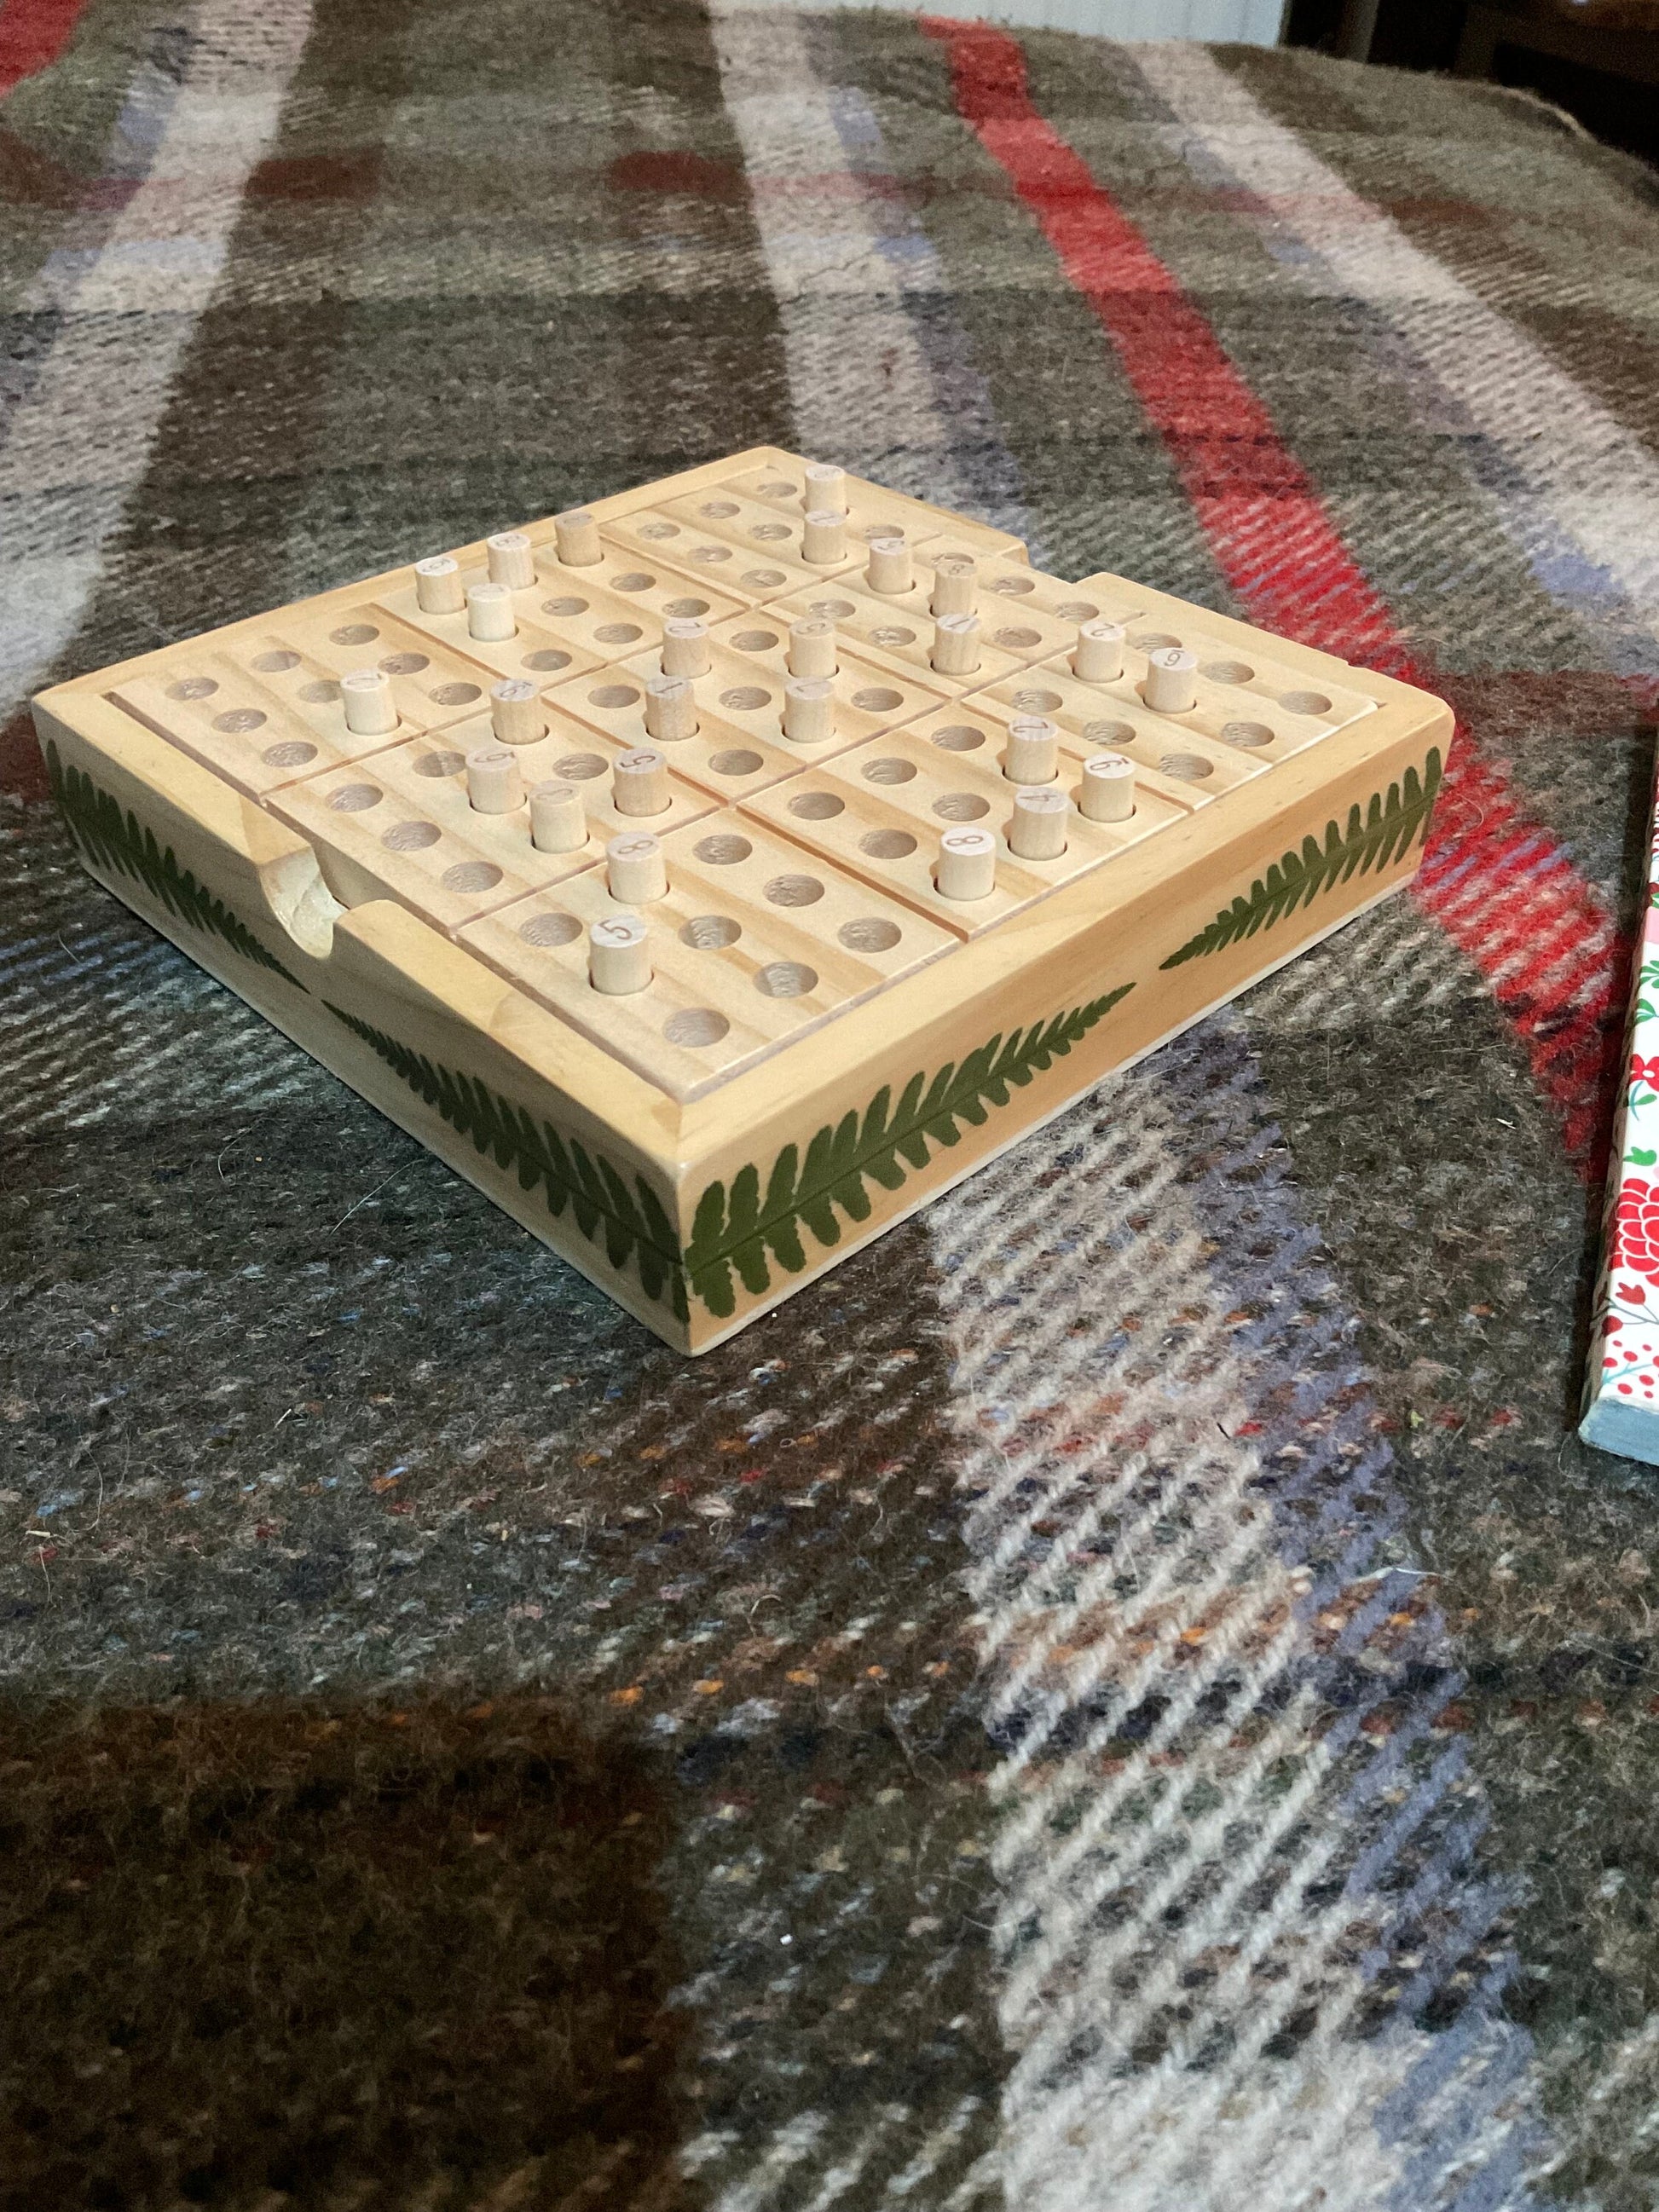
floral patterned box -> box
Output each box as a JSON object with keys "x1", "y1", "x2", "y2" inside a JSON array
[{"x1": 1582, "y1": 792, "x2": 1659, "y2": 1460}]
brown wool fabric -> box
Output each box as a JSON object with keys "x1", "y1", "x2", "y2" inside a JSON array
[{"x1": 5, "y1": 3, "x2": 1659, "y2": 2205}]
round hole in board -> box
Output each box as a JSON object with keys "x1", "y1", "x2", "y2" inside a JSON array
[
  {"x1": 663, "y1": 596, "x2": 709, "y2": 619},
  {"x1": 695, "y1": 833, "x2": 751, "y2": 865},
  {"x1": 858, "y1": 522, "x2": 896, "y2": 545},
  {"x1": 431, "y1": 681, "x2": 482, "y2": 707},
  {"x1": 553, "y1": 752, "x2": 607, "y2": 781},
  {"x1": 1159, "y1": 753, "x2": 1214, "y2": 783},
  {"x1": 212, "y1": 708, "x2": 267, "y2": 734},
  {"x1": 934, "y1": 792, "x2": 989, "y2": 821},
  {"x1": 838, "y1": 917, "x2": 901, "y2": 953},
  {"x1": 750, "y1": 523, "x2": 791, "y2": 543},
  {"x1": 167, "y1": 676, "x2": 218, "y2": 700},
  {"x1": 330, "y1": 622, "x2": 379, "y2": 646},
  {"x1": 1202, "y1": 659, "x2": 1255, "y2": 687},
  {"x1": 852, "y1": 687, "x2": 904, "y2": 713},
  {"x1": 328, "y1": 783, "x2": 382, "y2": 811},
  {"x1": 1222, "y1": 719, "x2": 1275, "y2": 748},
  {"x1": 931, "y1": 724, "x2": 986, "y2": 753},
  {"x1": 1083, "y1": 719, "x2": 1136, "y2": 748},
  {"x1": 1056, "y1": 600, "x2": 1101, "y2": 623},
  {"x1": 1010, "y1": 687, "x2": 1062, "y2": 714},
  {"x1": 1280, "y1": 690, "x2": 1332, "y2": 717},
  {"x1": 519, "y1": 910, "x2": 583, "y2": 947},
  {"x1": 251, "y1": 650, "x2": 300, "y2": 674},
  {"x1": 720, "y1": 685, "x2": 772, "y2": 713},
  {"x1": 765, "y1": 873, "x2": 825, "y2": 907},
  {"x1": 988, "y1": 574, "x2": 1035, "y2": 597},
  {"x1": 588, "y1": 683, "x2": 640, "y2": 710},
  {"x1": 299, "y1": 679, "x2": 340, "y2": 702},
  {"x1": 755, "y1": 961, "x2": 818, "y2": 999},
  {"x1": 859, "y1": 829, "x2": 916, "y2": 859},
  {"x1": 689, "y1": 545, "x2": 731, "y2": 565},
  {"x1": 542, "y1": 595, "x2": 588, "y2": 616},
  {"x1": 593, "y1": 622, "x2": 643, "y2": 646},
  {"x1": 413, "y1": 748, "x2": 466, "y2": 777},
  {"x1": 810, "y1": 598, "x2": 856, "y2": 620},
  {"x1": 680, "y1": 914, "x2": 742, "y2": 950},
  {"x1": 733, "y1": 629, "x2": 779, "y2": 652},
  {"x1": 789, "y1": 790, "x2": 844, "y2": 820},
  {"x1": 994, "y1": 627, "x2": 1043, "y2": 651},
  {"x1": 442, "y1": 860, "x2": 504, "y2": 893},
  {"x1": 382, "y1": 819, "x2": 441, "y2": 851},
  {"x1": 757, "y1": 479, "x2": 796, "y2": 498},
  {"x1": 870, "y1": 625, "x2": 916, "y2": 649},
  {"x1": 638, "y1": 521, "x2": 680, "y2": 540},
  {"x1": 664, "y1": 1008, "x2": 731, "y2": 1047},
  {"x1": 700, "y1": 500, "x2": 741, "y2": 519},
  {"x1": 861, "y1": 756, "x2": 916, "y2": 786},
  {"x1": 742, "y1": 568, "x2": 786, "y2": 591},
  {"x1": 709, "y1": 748, "x2": 764, "y2": 777},
  {"x1": 1132, "y1": 631, "x2": 1182, "y2": 653},
  {"x1": 379, "y1": 651, "x2": 429, "y2": 676},
  {"x1": 610, "y1": 571, "x2": 655, "y2": 593},
  {"x1": 262, "y1": 740, "x2": 316, "y2": 769},
  {"x1": 523, "y1": 648, "x2": 570, "y2": 673}
]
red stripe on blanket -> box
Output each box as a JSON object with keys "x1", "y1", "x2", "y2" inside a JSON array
[
  {"x1": 0, "y1": 0, "x2": 94, "y2": 99},
  {"x1": 923, "y1": 12, "x2": 1622, "y2": 1173}
]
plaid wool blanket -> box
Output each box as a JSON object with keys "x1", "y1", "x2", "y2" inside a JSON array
[{"x1": 3, "y1": 3, "x2": 1659, "y2": 2206}]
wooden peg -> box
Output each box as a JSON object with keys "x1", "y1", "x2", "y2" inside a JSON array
[
  {"x1": 467, "y1": 581, "x2": 515, "y2": 641},
  {"x1": 1079, "y1": 751, "x2": 1136, "y2": 823},
  {"x1": 340, "y1": 667, "x2": 397, "y2": 736},
  {"x1": 1008, "y1": 786, "x2": 1068, "y2": 861},
  {"x1": 931, "y1": 612, "x2": 981, "y2": 678},
  {"x1": 788, "y1": 616, "x2": 837, "y2": 679},
  {"x1": 661, "y1": 618, "x2": 710, "y2": 679},
  {"x1": 937, "y1": 825, "x2": 997, "y2": 902},
  {"x1": 490, "y1": 677, "x2": 544, "y2": 746},
  {"x1": 589, "y1": 913, "x2": 650, "y2": 995},
  {"x1": 645, "y1": 675, "x2": 697, "y2": 742},
  {"x1": 803, "y1": 461, "x2": 847, "y2": 514},
  {"x1": 554, "y1": 508, "x2": 602, "y2": 565},
  {"x1": 1004, "y1": 713, "x2": 1058, "y2": 785},
  {"x1": 1073, "y1": 620, "x2": 1124, "y2": 684},
  {"x1": 1144, "y1": 644, "x2": 1198, "y2": 713},
  {"x1": 613, "y1": 746, "x2": 670, "y2": 817},
  {"x1": 486, "y1": 531, "x2": 535, "y2": 590},
  {"x1": 466, "y1": 744, "x2": 524, "y2": 815},
  {"x1": 929, "y1": 553, "x2": 977, "y2": 620},
  {"x1": 783, "y1": 676, "x2": 835, "y2": 746},
  {"x1": 530, "y1": 780, "x2": 587, "y2": 852},
  {"x1": 866, "y1": 535, "x2": 912, "y2": 595},
  {"x1": 607, "y1": 831, "x2": 668, "y2": 904},
  {"x1": 414, "y1": 556, "x2": 465, "y2": 615},
  {"x1": 801, "y1": 509, "x2": 847, "y2": 566}
]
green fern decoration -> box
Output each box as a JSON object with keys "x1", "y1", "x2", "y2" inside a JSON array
[
  {"x1": 683, "y1": 985, "x2": 1135, "y2": 1319},
  {"x1": 47, "y1": 738, "x2": 303, "y2": 988},
  {"x1": 327, "y1": 1004, "x2": 691, "y2": 1323},
  {"x1": 1159, "y1": 747, "x2": 1443, "y2": 971}
]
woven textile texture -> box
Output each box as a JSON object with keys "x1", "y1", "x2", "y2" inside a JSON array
[{"x1": 4, "y1": 3, "x2": 1659, "y2": 2205}]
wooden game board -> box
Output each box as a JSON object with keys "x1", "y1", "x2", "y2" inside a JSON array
[{"x1": 33, "y1": 449, "x2": 1450, "y2": 1353}]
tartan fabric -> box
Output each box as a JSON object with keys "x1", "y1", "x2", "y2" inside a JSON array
[{"x1": 3, "y1": 3, "x2": 1658, "y2": 2204}]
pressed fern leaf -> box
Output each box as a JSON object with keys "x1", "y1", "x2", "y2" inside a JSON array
[
  {"x1": 683, "y1": 983, "x2": 1135, "y2": 1319},
  {"x1": 47, "y1": 739, "x2": 304, "y2": 988},
  {"x1": 327, "y1": 1005, "x2": 689, "y2": 1321},
  {"x1": 1159, "y1": 746, "x2": 1442, "y2": 971}
]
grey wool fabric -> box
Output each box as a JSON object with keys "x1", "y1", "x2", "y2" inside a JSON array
[{"x1": 5, "y1": 3, "x2": 1659, "y2": 2207}]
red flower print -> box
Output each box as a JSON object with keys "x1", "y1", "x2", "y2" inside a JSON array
[
  {"x1": 1616, "y1": 1180, "x2": 1659, "y2": 1280},
  {"x1": 1633, "y1": 1055, "x2": 1659, "y2": 1089}
]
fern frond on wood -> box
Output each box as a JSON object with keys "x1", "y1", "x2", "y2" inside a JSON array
[
  {"x1": 47, "y1": 739, "x2": 303, "y2": 988},
  {"x1": 1159, "y1": 746, "x2": 1442, "y2": 972},
  {"x1": 326, "y1": 1005, "x2": 689, "y2": 1321},
  {"x1": 683, "y1": 984, "x2": 1135, "y2": 1319}
]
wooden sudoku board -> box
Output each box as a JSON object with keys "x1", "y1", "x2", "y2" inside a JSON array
[{"x1": 33, "y1": 448, "x2": 1450, "y2": 1352}]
